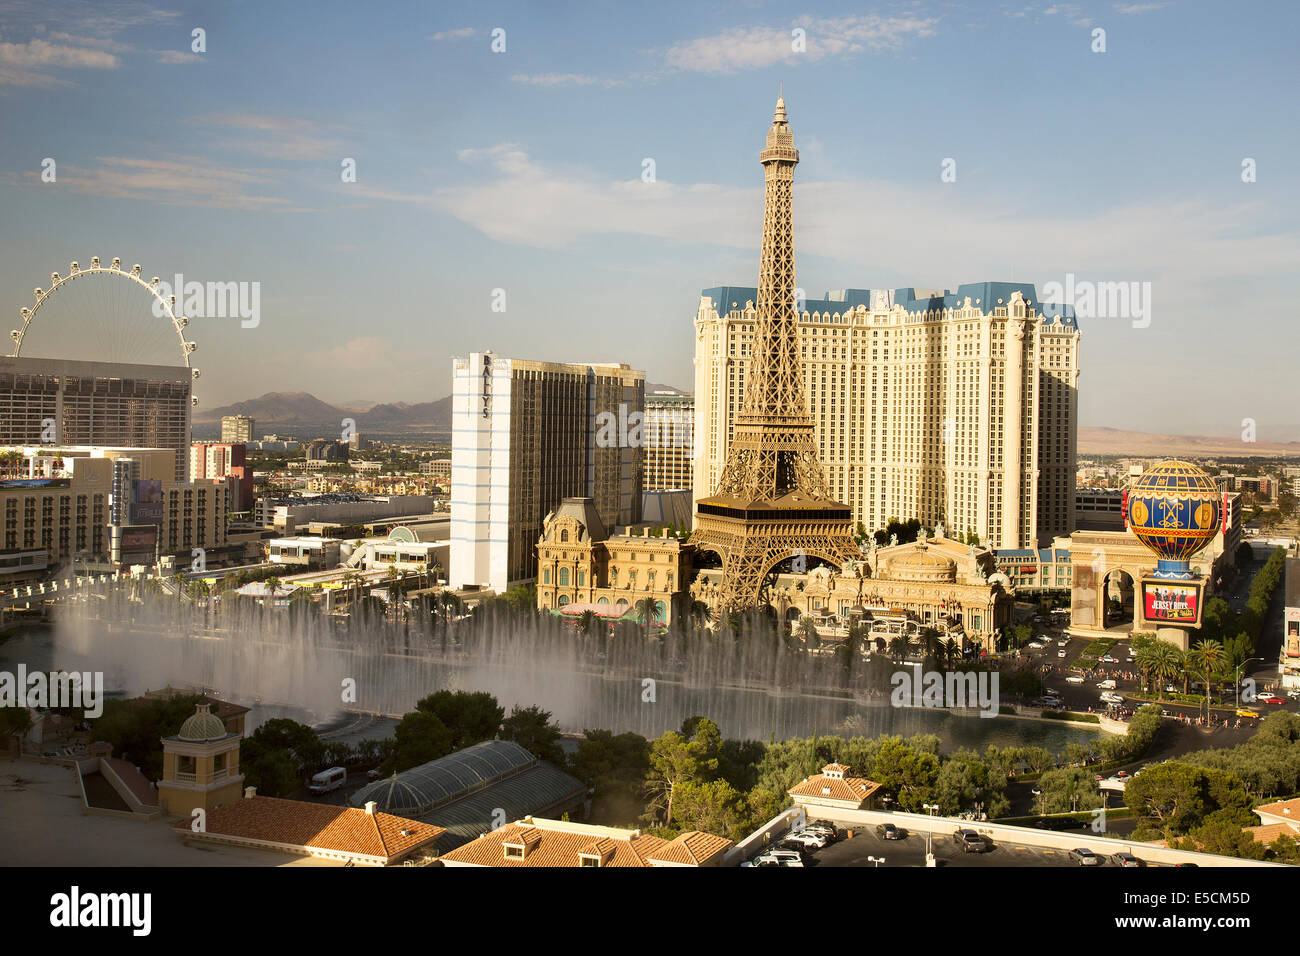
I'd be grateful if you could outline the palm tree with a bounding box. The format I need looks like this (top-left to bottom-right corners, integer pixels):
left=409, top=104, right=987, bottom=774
left=798, top=615, right=821, bottom=649
left=1188, top=639, right=1226, bottom=719
left=634, top=597, right=658, bottom=639
left=1145, top=641, right=1182, bottom=700
left=888, top=634, right=909, bottom=663
left=577, top=609, right=598, bottom=637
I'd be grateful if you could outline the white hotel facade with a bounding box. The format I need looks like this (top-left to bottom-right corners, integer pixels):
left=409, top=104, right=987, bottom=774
left=449, top=352, right=644, bottom=594
left=693, top=283, right=1080, bottom=550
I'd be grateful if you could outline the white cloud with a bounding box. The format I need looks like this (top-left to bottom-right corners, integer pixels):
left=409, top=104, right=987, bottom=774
left=155, top=50, right=204, bottom=64
left=662, top=15, right=938, bottom=73
left=511, top=72, right=620, bottom=88
left=431, top=27, right=475, bottom=41
left=198, top=113, right=340, bottom=161
left=16, top=155, right=298, bottom=210
left=1114, top=2, right=1173, bottom=13
left=0, top=36, right=118, bottom=85
left=354, top=143, right=1299, bottom=296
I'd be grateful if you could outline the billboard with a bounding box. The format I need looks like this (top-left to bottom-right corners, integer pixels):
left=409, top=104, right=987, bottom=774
left=130, top=478, right=164, bottom=524
left=1141, top=579, right=1203, bottom=626
left=117, top=524, right=157, bottom=565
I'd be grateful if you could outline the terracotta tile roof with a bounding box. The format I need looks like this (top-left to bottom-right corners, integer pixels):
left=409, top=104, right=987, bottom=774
left=174, top=796, right=442, bottom=862
left=645, top=830, right=733, bottom=866
left=788, top=771, right=882, bottom=806
left=1246, top=823, right=1300, bottom=845
left=438, top=821, right=685, bottom=867
left=822, top=763, right=851, bottom=775
left=1255, top=797, right=1300, bottom=822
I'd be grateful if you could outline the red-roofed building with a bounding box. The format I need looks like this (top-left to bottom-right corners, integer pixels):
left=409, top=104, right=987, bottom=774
left=787, top=763, right=883, bottom=812
left=437, top=816, right=732, bottom=868
left=175, top=789, right=443, bottom=866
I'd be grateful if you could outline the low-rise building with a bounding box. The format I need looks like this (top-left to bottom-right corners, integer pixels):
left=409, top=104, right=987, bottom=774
left=267, top=536, right=341, bottom=569
left=437, top=817, right=732, bottom=868
left=176, top=790, right=443, bottom=866
left=788, top=763, right=883, bottom=813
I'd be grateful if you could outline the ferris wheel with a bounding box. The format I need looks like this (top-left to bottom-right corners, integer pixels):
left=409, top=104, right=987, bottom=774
left=9, top=256, right=200, bottom=405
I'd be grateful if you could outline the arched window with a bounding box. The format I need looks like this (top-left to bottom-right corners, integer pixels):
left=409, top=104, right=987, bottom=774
left=558, top=568, right=570, bottom=586
left=557, top=594, right=569, bottom=606
left=597, top=597, right=610, bottom=605
left=560, top=529, right=570, bottom=542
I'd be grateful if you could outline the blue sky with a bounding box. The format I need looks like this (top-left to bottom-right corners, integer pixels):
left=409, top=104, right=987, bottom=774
left=1, top=0, right=1297, bottom=438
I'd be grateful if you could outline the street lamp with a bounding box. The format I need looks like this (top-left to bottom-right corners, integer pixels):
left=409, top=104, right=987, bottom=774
left=866, top=855, right=886, bottom=868
left=1236, top=657, right=1265, bottom=708
left=923, top=803, right=940, bottom=867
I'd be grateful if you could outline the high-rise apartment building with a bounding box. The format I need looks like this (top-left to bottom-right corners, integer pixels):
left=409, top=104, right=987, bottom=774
left=191, top=441, right=253, bottom=511
left=693, top=283, right=1080, bottom=549
left=643, top=392, right=693, bottom=491
left=450, top=352, right=644, bottom=593
left=0, top=356, right=193, bottom=482
left=221, top=415, right=254, bottom=443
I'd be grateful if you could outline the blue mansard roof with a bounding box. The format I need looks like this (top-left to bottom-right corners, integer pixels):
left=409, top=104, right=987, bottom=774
left=702, top=282, right=1077, bottom=328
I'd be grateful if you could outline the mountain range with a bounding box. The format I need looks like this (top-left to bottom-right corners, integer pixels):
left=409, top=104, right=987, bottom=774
left=194, top=383, right=689, bottom=436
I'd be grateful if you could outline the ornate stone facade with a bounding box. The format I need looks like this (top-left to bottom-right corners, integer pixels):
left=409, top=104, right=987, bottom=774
left=536, top=497, right=692, bottom=626
left=692, top=534, right=1014, bottom=650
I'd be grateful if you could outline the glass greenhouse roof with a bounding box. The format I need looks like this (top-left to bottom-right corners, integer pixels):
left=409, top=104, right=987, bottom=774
left=349, top=739, right=580, bottom=821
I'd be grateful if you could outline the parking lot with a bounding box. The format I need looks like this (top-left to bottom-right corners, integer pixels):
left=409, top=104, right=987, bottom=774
left=779, top=825, right=1159, bottom=868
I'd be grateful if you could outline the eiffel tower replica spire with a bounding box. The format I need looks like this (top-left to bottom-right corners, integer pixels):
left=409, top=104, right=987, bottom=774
left=691, top=95, right=859, bottom=610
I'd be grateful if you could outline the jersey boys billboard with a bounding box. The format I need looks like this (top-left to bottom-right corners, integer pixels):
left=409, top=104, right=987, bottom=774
left=1141, top=579, right=1203, bottom=626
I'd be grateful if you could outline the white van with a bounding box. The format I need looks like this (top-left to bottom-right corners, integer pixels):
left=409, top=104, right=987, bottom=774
left=309, top=766, right=347, bottom=794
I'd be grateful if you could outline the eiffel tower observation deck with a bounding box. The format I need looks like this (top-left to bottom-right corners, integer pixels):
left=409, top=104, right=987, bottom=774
left=690, top=96, right=859, bottom=611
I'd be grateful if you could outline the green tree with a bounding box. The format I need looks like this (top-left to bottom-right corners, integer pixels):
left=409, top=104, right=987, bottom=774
left=385, top=710, right=454, bottom=774
left=415, top=690, right=504, bottom=749
left=1035, top=766, right=1103, bottom=815
left=501, top=704, right=565, bottom=765
left=645, top=717, right=721, bottom=828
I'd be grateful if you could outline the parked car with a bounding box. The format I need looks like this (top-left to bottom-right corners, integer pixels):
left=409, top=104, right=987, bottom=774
left=785, top=830, right=830, bottom=849
left=876, top=823, right=905, bottom=841
left=804, top=824, right=839, bottom=843
left=952, top=829, right=989, bottom=853
left=1114, top=852, right=1143, bottom=867
left=1070, top=848, right=1102, bottom=866
left=751, top=849, right=804, bottom=867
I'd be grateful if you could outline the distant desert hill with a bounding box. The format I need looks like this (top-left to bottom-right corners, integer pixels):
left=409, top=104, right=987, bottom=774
left=197, top=392, right=451, bottom=432
left=1079, top=426, right=1300, bottom=458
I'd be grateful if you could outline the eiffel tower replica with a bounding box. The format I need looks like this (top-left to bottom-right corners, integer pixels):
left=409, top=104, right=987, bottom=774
left=691, top=95, right=859, bottom=610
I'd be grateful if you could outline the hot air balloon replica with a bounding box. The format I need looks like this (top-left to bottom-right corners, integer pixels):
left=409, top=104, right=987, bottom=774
left=1125, top=460, right=1221, bottom=642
